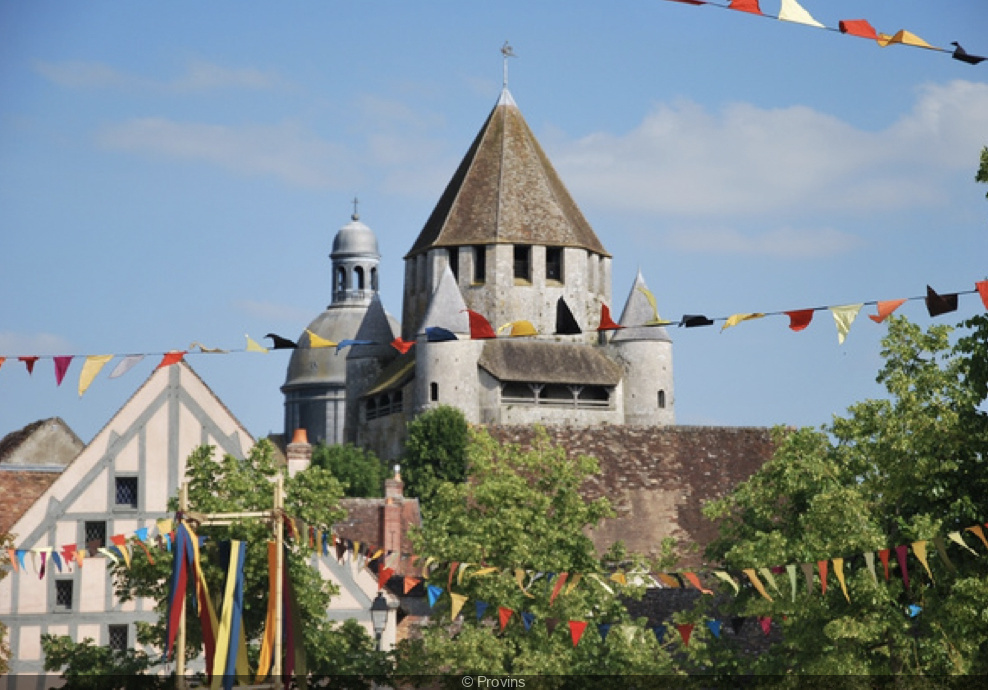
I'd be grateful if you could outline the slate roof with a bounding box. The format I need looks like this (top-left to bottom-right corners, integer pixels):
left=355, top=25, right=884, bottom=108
left=478, top=340, right=622, bottom=386
left=405, top=88, right=608, bottom=259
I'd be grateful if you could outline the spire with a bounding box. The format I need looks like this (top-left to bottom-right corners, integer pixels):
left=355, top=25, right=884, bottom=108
left=419, top=265, right=470, bottom=335
left=612, top=271, right=672, bottom=343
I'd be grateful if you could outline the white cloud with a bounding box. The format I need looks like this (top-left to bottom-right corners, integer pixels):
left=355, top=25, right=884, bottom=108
left=34, top=59, right=284, bottom=93
left=98, top=117, right=354, bottom=189
left=551, top=80, right=988, bottom=218
left=0, top=332, right=74, bottom=356
left=662, top=225, right=865, bottom=258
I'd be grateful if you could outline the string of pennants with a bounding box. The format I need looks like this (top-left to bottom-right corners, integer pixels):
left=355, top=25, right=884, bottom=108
left=2, top=279, right=987, bottom=398
left=7, top=512, right=987, bottom=650
left=661, top=0, right=986, bottom=65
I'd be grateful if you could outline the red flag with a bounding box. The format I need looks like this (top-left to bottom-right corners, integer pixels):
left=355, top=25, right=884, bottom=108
left=0, top=357, right=5, bottom=372
left=597, top=304, right=624, bottom=332
left=878, top=548, right=891, bottom=581
left=728, top=0, right=761, bottom=15
left=53, top=356, right=73, bottom=386
left=817, top=560, right=828, bottom=595
left=378, top=567, right=395, bottom=591
left=839, top=19, right=878, bottom=40
left=390, top=338, right=415, bottom=354
left=976, top=280, right=988, bottom=310
left=19, top=356, right=39, bottom=375
left=785, top=309, right=814, bottom=332
left=676, top=623, right=694, bottom=646
left=465, top=310, right=497, bottom=339
left=569, top=620, right=588, bottom=647
left=156, top=351, right=186, bottom=369
left=759, top=616, right=772, bottom=636
left=448, top=562, right=460, bottom=590
left=498, top=606, right=513, bottom=632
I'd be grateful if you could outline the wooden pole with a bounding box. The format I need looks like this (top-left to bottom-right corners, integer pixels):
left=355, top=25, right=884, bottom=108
left=176, top=481, right=188, bottom=688
left=273, top=473, right=284, bottom=690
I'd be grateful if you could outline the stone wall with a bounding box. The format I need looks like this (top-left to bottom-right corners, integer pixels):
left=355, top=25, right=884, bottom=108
left=482, top=425, right=775, bottom=566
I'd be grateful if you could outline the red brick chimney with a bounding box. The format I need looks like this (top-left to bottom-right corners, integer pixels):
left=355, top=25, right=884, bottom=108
left=382, top=464, right=403, bottom=554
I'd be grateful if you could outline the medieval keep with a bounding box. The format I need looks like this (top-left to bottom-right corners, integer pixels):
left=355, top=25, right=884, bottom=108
left=283, top=87, right=674, bottom=460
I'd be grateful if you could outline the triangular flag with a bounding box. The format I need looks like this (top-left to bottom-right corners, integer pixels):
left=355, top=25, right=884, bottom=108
left=839, top=19, right=878, bottom=40
left=78, top=354, right=113, bottom=397
left=390, top=338, right=414, bottom=354
left=109, top=354, right=144, bottom=378
left=706, top=620, right=722, bottom=639
left=426, top=584, right=443, bottom=608
left=712, top=570, right=740, bottom=595
left=522, top=612, right=535, bottom=632
left=721, top=313, right=764, bottom=331
left=832, top=558, right=850, bottom=603
left=965, top=525, right=988, bottom=551
left=908, top=604, right=922, bottom=618
left=597, top=623, right=611, bottom=641
left=785, top=309, right=814, bottom=332
left=447, top=562, right=460, bottom=590
left=264, top=333, right=298, bottom=349
left=869, top=299, right=908, bottom=323
left=877, top=29, right=936, bottom=49
left=830, top=304, right=863, bottom=344
left=449, top=592, right=468, bottom=620
left=475, top=600, right=489, bottom=621
left=817, top=560, right=829, bottom=595
left=569, top=620, right=588, bottom=647
left=676, top=623, right=694, bottom=646
left=912, top=541, right=935, bottom=583
left=19, top=356, right=39, bottom=375
left=110, top=535, right=132, bottom=568
left=425, top=327, right=458, bottom=342
left=156, top=351, right=186, bottom=369
left=759, top=617, right=772, bottom=636
left=786, top=564, right=798, bottom=601
left=378, top=567, right=395, bottom=590
left=864, top=552, right=878, bottom=583
left=306, top=329, right=336, bottom=348
left=245, top=335, right=269, bottom=353
left=742, top=569, right=773, bottom=601
left=925, top=286, right=958, bottom=317
left=0, top=357, right=5, bottom=372
left=680, top=314, right=714, bottom=328
left=550, top=572, right=569, bottom=605
left=609, top=571, right=627, bottom=586
left=731, top=617, right=745, bottom=635
left=498, top=606, right=513, bottom=632
left=465, top=310, right=497, bottom=339
left=683, top=571, right=713, bottom=595
left=402, top=577, right=420, bottom=595
left=758, top=567, right=781, bottom=596
left=949, top=531, right=979, bottom=555
left=778, top=0, right=823, bottom=27
left=933, top=536, right=957, bottom=573
left=596, top=304, right=623, bottom=331
left=652, top=625, right=667, bottom=643
left=728, top=0, right=761, bottom=15
left=879, top=548, right=892, bottom=580
left=895, top=544, right=910, bottom=590
left=800, top=563, right=814, bottom=593
left=554, top=298, right=582, bottom=335
left=952, top=43, right=987, bottom=65
left=53, top=356, right=73, bottom=386
left=976, top=280, right=988, bottom=309
left=546, top=618, right=559, bottom=636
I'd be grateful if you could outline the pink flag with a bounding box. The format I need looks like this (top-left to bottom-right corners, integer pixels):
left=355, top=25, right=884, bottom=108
left=53, top=356, right=73, bottom=386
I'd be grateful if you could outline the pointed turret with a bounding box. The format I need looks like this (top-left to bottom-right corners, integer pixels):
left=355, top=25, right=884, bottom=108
left=418, top=265, right=470, bottom=336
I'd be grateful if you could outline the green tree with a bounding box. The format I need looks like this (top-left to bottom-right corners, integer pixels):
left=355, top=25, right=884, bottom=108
left=392, top=427, right=681, bottom=681
left=977, top=145, right=988, bottom=198
left=310, top=442, right=384, bottom=497
left=401, top=405, right=469, bottom=505
left=43, top=439, right=389, bottom=685
left=699, top=315, right=988, bottom=676
left=40, top=635, right=161, bottom=689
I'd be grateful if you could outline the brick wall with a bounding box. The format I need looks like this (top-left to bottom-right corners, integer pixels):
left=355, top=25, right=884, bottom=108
left=482, top=425, right=775, bottom=567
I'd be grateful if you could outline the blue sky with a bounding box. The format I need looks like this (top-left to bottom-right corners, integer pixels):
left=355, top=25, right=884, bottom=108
left=1, top=1, right=986, bottom=444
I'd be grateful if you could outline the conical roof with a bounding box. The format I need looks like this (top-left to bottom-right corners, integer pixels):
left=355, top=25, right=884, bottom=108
left=418, top=265, right=470, bottom=335
left=405, top=89, right=608, bottom=259
left=612, top=271, right=672, bottom=343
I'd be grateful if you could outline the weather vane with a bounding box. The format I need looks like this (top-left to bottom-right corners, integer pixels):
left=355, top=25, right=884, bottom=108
left=501, top=41, right=516, bottom=88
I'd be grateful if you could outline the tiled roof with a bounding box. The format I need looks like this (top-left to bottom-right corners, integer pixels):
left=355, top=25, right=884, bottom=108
left=0, top=468, right=62, bottom=537
left=405, top=88, right=608, bottom=259
left=478, top=340, right=623, bottom=386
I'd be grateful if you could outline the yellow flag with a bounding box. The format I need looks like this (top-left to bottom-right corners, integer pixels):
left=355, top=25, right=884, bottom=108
left=830, top=304, right=863, bottom=344
left=469, top=566, right=498, bottom=579
left=712, top=570, right=740, bottom=595
left=721, top=313, right=764, bottom=331
left=610, top=571, right=627, bottom=586
left=636, top=285, right=672, bottom=326
left=306, top=329, right=337, bottom=348
left=742, top=568, right=773, bottom=602
left=498, top=320, right=537, bottom=337
left=78, top=354, right=113, bottom=397
left=832, top=558, right=850, bottom=603
left=514, top=569, right=535, bottom=598
left=911, top=541, right=935, bottom=583
left=948, top=531, right=979, bottom=556
left=245, top=334, right=269, bottom=353
left=565, top=572, right=583, bottom=595
left=449, top=592, right=468, bottom=620
left=456, top=562, right=471, bottom=586
left=877, top=30, right=936, bottom=49
left=758, top=567, right=781, bottom=595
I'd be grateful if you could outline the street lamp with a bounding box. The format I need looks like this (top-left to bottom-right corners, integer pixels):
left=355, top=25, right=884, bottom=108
left=370, top=591, right=389, bottom=650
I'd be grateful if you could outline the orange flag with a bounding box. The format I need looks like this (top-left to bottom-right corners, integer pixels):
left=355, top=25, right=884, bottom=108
left=966, top=525, right=988, bottom=551
left=156, top=351, right=186, bottom=369
left=390, top=338, right=414, bottom=354
left=403, top=577, right=421, bottom=594
left=742, top=568, right=773, bottom=602
left=550, top=572, right=569, bottom=605
left=683, top=571, right=713, bottom=595
left=869, top=299, right=907, bottom=323
left=817, top=560, right=828, bottom=595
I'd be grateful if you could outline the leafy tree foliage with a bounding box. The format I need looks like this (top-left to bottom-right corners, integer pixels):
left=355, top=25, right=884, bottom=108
left=41, top=635, right=161, bottom=689
left=401, top=405, right=469, bottom=505
left=393, top=428, right=681, bottom=680
left=43, top=439, right=388, bottom=684
left=699, top=315, right=988, bottom=675
left=310, top=442, right=384, bottom=497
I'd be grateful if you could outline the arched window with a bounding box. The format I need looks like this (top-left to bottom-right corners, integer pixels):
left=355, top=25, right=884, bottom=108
left=336, top=266, right=347, bottom=293
left=371, top=267, right=378, bottom=291
left=355, top=266, right=365, bottom=290
left=658, top=390, right=666, bottom=409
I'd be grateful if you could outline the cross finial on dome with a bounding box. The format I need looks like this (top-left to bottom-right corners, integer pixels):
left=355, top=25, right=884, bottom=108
left=351, top=196, right=360, bottom=221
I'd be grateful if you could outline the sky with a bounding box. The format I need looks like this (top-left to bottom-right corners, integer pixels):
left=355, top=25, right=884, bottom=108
left=1, top=1, right=986, bottom=446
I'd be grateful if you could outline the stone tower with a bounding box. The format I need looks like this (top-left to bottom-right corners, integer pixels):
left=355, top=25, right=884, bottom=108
left=282, top=211, right=397, bottom=445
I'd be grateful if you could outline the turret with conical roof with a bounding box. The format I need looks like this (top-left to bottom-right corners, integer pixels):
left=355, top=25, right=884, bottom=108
left=401, top=88, right=611, bottom=341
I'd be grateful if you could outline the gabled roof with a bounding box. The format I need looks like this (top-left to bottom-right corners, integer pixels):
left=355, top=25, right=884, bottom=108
left=405, top=89, right=609, bottom=259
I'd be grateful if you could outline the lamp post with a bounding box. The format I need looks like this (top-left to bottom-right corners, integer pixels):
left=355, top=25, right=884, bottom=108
left=370, top=591, right=389, bottom=651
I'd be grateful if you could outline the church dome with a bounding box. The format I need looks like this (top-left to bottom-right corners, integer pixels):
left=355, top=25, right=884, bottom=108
left=332, top=215, right=380, bottom=259
left=282, top=305, right=372, bottom=390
